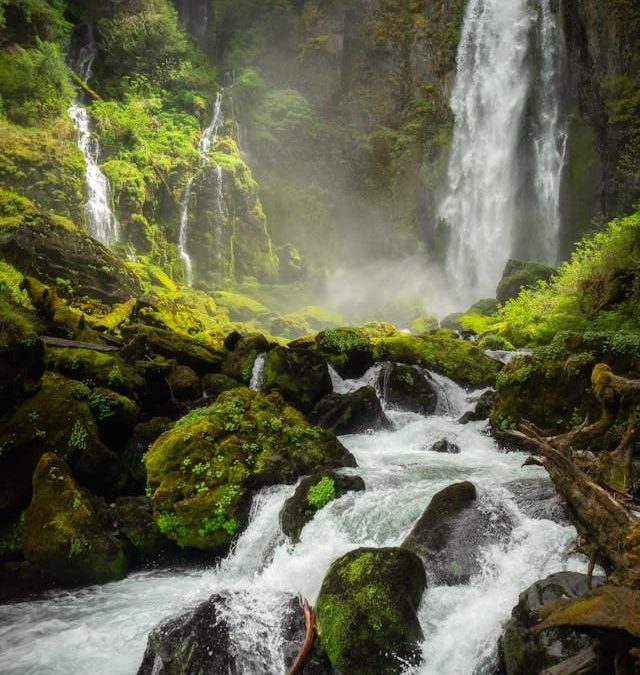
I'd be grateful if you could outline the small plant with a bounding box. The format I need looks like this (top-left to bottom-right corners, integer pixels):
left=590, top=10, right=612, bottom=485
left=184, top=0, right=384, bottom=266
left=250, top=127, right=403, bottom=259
left=68, top=537, right=85, bottom=557
left=68, top=421, right=88, bottom=452
left=307, top=476, right=336, bottom=511
left=107, top=367, right=123, bottom=388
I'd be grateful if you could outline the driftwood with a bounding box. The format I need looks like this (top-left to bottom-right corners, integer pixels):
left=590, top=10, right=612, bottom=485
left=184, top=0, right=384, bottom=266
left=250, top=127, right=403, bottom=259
left=286, top=597, right=315, bottom=675
left=40, top=336, right=120, bottom=352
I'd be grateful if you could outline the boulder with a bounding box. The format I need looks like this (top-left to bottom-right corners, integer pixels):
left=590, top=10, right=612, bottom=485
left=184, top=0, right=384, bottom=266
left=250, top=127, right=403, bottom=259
left=114, top=496, right=165, bottom=559
left=496, top=259, right=554, bottom=304
left=316, top=547, right=426, bottom=675
left=167, top=365, right=201, bottom=401
left=458, top=389, right=496, bottom=424
left=315, top=328, right=375, bottom=379
left=221, top=334, right=269, bottom=384
left=120, top=417, right=173, bottom=494
left=144, top=388, right=355, bottom=551
left=499, top=572, right=603, bottom=675
left=23, top=453, right=126, bottom=586
left=402, top=481, right=512, bottom=585
left=262, top=344, right=332, bottom=414
left=309, top=386, right=391, bottom=435
left=428, top=438, right=461, bottom=454
left=88, top=387, right=140, bottom=451
left=201, top=373, right=241, bottom=399
left=411, top=315, right=439, bottom=334
left=377, top=363, right=438, bottom=414
left=280, top=471, right=365, bottom=543
left=505, top=479, right=569, bottom=525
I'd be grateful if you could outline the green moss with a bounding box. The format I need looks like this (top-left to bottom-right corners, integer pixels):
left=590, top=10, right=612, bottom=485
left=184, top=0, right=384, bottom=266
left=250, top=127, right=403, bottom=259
left=307, top=476, right=336, bottom=510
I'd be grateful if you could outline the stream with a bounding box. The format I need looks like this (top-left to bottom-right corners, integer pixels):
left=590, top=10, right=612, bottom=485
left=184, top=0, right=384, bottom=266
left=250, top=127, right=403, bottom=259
left=0, top=369, right=586, bottom=674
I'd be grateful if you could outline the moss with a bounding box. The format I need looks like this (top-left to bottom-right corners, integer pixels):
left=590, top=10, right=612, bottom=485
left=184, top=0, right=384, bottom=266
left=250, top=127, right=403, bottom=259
left=23, top=453, right=126, bottom=586
left=316, top=328, right=375, bottom=379
left=477, top=334, right=515, bottom=351
left=373, top=334, right=500, bottom=386
left=411, top=315, right=439, bottom=334
left=496, top=259, right=555, bottom=304
left=144, top=387, right=354, bottom=551
left=213, top=290, right=270, bottom=322
left=306, top=476, right=336, bottom=510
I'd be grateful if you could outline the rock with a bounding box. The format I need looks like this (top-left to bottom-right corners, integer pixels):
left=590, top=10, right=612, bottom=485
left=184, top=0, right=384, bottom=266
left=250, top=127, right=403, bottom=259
left=114, top=496, right=165, bottom=559
left=316, top=547, right=426, bottom=675
left=280, top=471, right=365, bottom=543
left=88, top=387, right=140, bottom=451
left=0, top=217, right=141, bottom=303
left=23, top=453, right=126, bottom=586
left=144, top=388, right=355, bottom=551
left=120, top=417, right=173, bottom=494
left=262, top=344, right=332, bottom=414
left=402, top=481, right=512, bottom=585
left=378, top=363, right=438, bottom=414
left=505, top=479, right=569, bottom=525
left=373, top=334, right=500, bottom=387
left=309, top=386, right=391, bottom=434
left=315, top=327, right=375, bottom=379
left=496, top=259, right=554, bottom=304
left=459, top=389, right=496, bottom=423
left=440, top=312, right=464, bottom=332
left=167, top=365, right=201, bottom=401
left=428, top=438, right=461, bottom=454
left=477, top=334, right=515, bottom=351
left=499, top=572, right=604, bottom=675
left=221, top=333, right=269, bottom=384
left=467, top=298, right=500, bottom=316
left=201, top=373, right=241, bottom=399
left=411, top=315, right=439, bottom=334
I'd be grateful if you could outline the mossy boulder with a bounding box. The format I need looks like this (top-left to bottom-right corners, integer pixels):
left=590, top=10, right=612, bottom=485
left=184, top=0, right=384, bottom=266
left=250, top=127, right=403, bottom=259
left=316, top=547, right=426, bottom=674
left=221, top=333, right=269, bottom=384
left=377, top=363, right=438, bottom=414
left=477, top=333, right=515, bottom=351
left=262, top=345, right=332, bottom=414
left=411, top=315, right=439, bottom=334
left=23, top=453, right=126, bottom=587
left=309, top=386, right=391, bottom=435
left=88, top=387, right=140, bottom=451
left=120, top=417, right=173, bottom=494
left=373, top=335, right=500, bottom=386
left=496, top=259, right=554, bottom=304
left=213, top=291, right=270, bottom=322
left=0, top=373, right=120, bottom=518
left=440, top=312, right=464, bottom=332
left=114, top=496, right=165, bottom=559
left=280, top=471, right=365, bottom=543
left=201, top=373, right=241, bottom=400
left=402, top=481, right=511, bottom=584
left=167, top=365, right=201, bottom=402
left=144, top=388, right=355, bottom=551
left=316, top=328, right=375, bottom=379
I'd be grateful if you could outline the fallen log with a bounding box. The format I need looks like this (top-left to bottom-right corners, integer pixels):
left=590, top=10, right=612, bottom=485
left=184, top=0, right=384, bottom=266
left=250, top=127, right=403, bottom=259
left=40, top=336, right=120, bottom=352
left=286, top=597, right=315, bottom=675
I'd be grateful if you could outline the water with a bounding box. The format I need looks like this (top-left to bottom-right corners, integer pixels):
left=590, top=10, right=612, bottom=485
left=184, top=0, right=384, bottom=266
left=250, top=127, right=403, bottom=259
left=0, top=370, right=585, bottom=674
left=249, top=353, right=267, bottom=391
left=68, top=35, right=119, bottom=249
left=178, top=91, right=225, bottom=286
left=439, top=0, right=566, bottom=307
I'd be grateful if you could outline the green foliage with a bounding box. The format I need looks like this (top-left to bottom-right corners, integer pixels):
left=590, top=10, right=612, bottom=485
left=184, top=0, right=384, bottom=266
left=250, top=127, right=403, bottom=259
left=67, top=420, right=88, bottom=452
left=0, top=0, right=71, bottom=46
left=307, top=476, right=336, bottom=511
left=0, top=39, right=73, bottom=125
left=317, top=328, right=370, bottom=354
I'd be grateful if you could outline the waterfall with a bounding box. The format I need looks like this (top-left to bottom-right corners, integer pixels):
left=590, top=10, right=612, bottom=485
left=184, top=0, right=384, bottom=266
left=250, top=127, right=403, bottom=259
left=68, top=33, right=119, bottom=248
left=439, top=0, right=566, bottom=307
left=178, top=90, right=225, bottom=286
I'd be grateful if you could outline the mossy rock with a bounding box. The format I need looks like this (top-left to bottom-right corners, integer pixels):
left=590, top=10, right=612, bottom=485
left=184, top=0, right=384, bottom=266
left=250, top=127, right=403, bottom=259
left=0, top=373, right=119, bottom=518
left=316, top=547, right=426, bottom=674
left=0, top=515, right=24, bottom=563
left=262, top=345, right=332, bottom=413
left=467, top=298, right=500, bottom=316
left=221, top=333, right=269, bottom=384
left=373, top=334, right=500, bottom=386
left=88, top=387, right=140, bottom=451
left=309, top=386, right=391, bottom=435
left=377, top=363, right=438, bottom=414
left=114, top=496, right=165, bottom=559
left=202, top=373, right=241, bottom=400
left=213, top=291, right=270, bottom=322
left=440, top=312, right=464, bottom=331
left=496, top=259, right=554, bottom=304
left=144, top=388, right=355, bottom=551
left=280, top=471, right=365, bottom=543
left=23, top=453, right=126, bottom=587
left=316, top=328, right=375, bottom=379
left=477, top=333, right=515, bottom=351
left=411, top=315, right=439, bottom=334
left=167, top=365, right=201, bottom=402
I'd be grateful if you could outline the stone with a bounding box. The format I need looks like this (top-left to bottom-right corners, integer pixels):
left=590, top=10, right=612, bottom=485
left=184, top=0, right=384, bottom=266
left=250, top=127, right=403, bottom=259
left=496, top=259, right=554, bottom=304
left=428, top=438, right=461, bottom=454
left=377, top=363, right=438, bottom=415
left=315, top=328, right=375, bottom=379
left=167, top=365, right=201, bottom=401
left=309, top=386, right=391, bottom=435
left=459, top=389, right=496, bottom=424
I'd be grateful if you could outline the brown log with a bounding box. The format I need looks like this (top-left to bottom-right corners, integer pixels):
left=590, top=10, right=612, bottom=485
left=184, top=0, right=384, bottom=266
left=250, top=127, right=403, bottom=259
left=286, top=597, right=316, bottom=675
left=40, top=336, right=120, bottom=352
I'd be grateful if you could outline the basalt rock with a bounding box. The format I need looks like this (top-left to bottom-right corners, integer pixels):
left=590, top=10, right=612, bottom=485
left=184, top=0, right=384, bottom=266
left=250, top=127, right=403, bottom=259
left=309, top=386, right=391, bottom=435
left=377, top=363, right=438, bottom=415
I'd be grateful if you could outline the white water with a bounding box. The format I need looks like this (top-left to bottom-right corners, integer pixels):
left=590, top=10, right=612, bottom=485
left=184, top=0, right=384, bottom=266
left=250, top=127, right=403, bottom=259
left=68, top=39, right=119, bottom=248
left=439, top=0, right=566, bottom=307
left=249, top=353, right=267, bottom=391
left=178, top=91, right=224, bottom=286
left=0, top=371, right=585, bottom=674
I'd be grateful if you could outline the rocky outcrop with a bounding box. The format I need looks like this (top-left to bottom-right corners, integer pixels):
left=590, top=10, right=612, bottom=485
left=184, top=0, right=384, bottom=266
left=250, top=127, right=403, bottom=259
left=309, top=386, right=390, bottom=435
left=377, top=363, right=438, bottom=414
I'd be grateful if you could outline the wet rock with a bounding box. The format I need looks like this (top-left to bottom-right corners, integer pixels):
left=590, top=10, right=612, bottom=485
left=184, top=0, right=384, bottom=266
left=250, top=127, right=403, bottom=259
left=201, top=373, right=241, bottom=399
left=114, top=496, right=165, bottom=559
left=505, top=479, right=569, bottom=525
left=459, top=389, right=496, bottom=423
left=88, top=387, right=140, bottom=451
left=280, top=471, right=365, bottom=543
left=402, top=481, right=512, bottom=585
left=498, top=572, right=603, bottom=675
left=263, top=345, right=332, bottom=414
left=309, top=386, right=391, bottom=435
left=496, top=259, right=554, bottom=304
left=377, top=363, right=438, bottom=415
left=221, top=333, right=269, bottom=384
left=315, top=327, right=375, bottom=379
left=120, top=417, right=173, bottom=494
left=316, top=547, right=426, bottom=675
left=428, top=438, right=461, bottom=454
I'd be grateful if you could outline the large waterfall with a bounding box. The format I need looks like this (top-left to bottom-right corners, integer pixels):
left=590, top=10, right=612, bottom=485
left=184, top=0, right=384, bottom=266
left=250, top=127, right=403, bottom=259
left=178, top=90, right=224, bottom=286
left=439, top=0, right=566, bottom=307
left=68, top=34, right=119, bottom=249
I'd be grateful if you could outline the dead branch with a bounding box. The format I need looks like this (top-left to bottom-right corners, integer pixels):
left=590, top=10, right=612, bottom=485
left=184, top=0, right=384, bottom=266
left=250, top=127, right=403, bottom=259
left=286, top=597, right=315, bottom=675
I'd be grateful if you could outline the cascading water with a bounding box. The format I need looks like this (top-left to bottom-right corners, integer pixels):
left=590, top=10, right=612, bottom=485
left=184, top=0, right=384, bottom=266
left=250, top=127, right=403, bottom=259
left=0, top=367, right=587, bottom=675
left=178, top=91, right=225, bottom=286
left=439, top=0, right=566, bottom=307
left=68, top=34, right=119, bottom=248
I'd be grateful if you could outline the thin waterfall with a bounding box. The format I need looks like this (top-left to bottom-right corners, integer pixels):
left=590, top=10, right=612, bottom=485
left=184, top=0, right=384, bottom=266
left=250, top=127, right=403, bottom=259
left=178, top=90, right=224, bottom=286
left=68, top=31, right=119, bottom=248
left=439, top=0, right=566, bottom=307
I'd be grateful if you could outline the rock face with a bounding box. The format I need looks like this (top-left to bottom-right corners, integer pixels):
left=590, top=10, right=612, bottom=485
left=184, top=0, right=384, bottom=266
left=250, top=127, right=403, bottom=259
left=402, top=481, right=511, bottom=585
left=377, top=363, right=438, bottom=415
left=280, top=471, right=365, bottom=543
left=23, top=453, right=126, bottom=586
left=316, top=547, right=426, bottom=675
left=144, top=388, right=355, bottom=551
left=499, top=572, right=603, bottom=675
left=495, top=259, right=555, bottom=304
left=309, top=386, right=391, bottom=435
